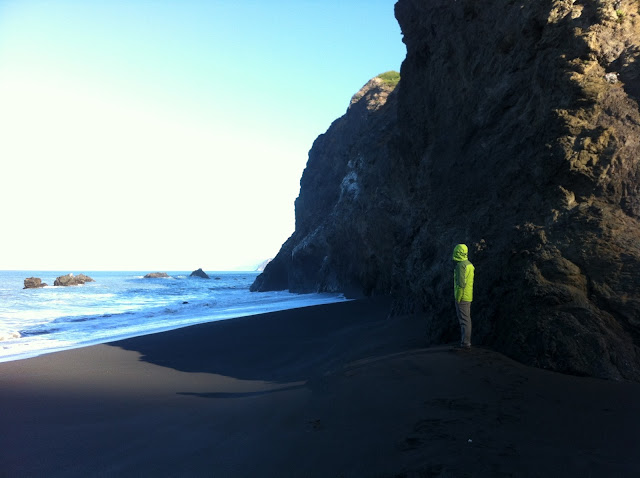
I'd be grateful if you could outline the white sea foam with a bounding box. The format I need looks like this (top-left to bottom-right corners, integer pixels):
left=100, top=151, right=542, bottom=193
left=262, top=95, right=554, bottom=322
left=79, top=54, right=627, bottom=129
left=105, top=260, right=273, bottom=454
left=0, top=330, right=21, bottom=341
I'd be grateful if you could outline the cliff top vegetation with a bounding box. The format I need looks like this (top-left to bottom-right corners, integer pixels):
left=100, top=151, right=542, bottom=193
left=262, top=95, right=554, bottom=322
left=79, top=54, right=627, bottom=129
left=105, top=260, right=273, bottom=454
left=376, top=70, right=400, bottom=87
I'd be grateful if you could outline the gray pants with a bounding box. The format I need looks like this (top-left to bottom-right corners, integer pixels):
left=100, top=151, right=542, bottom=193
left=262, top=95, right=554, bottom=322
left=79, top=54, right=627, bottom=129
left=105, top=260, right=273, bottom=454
left=455, top=301, right=472, bottom=347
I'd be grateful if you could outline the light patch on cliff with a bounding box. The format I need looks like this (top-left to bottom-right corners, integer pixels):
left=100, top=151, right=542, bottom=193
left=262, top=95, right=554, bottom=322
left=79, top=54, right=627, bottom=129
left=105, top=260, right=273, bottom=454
left=340, top=170, right=361, bottom=201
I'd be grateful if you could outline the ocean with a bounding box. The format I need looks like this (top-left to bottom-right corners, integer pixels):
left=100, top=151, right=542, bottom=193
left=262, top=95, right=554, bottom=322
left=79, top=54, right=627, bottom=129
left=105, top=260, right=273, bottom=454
left=0, top=270, right=346, bottom=362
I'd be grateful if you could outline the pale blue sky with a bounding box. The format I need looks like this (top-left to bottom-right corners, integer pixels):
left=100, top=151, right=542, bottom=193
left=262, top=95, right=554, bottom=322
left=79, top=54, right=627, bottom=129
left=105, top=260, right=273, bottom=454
left=0, top=0, right=405, bottom=271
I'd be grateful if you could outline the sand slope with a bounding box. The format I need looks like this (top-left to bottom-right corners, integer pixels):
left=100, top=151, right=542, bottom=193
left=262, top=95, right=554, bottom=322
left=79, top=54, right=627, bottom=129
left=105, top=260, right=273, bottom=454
left=1, top=299, right=639, bottom=477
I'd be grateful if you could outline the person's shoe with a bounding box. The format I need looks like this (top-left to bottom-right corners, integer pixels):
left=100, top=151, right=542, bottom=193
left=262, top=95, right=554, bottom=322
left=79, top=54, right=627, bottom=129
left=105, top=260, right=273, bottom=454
left=451, top=344, right=471, bottom=351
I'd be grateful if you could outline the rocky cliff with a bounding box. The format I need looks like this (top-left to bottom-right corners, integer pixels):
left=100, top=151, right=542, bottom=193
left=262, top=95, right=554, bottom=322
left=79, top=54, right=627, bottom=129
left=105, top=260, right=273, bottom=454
left=251, top=72, right=402, bottom=296
left=252, top=0, right=640, bottom=381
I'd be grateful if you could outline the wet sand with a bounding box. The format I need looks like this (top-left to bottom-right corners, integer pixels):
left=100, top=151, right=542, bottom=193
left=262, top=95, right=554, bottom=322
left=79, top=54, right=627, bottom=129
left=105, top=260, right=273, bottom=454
left=2, top=298, right=640, bottom=477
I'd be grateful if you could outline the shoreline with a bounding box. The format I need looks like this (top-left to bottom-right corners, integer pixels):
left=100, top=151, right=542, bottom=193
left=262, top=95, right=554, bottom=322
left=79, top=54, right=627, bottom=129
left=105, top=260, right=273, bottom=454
left=0, top=297, right=350, bottom=365
left=0, top=271, right=347, bottom=364
left=2, top=298, right=640, bottom=477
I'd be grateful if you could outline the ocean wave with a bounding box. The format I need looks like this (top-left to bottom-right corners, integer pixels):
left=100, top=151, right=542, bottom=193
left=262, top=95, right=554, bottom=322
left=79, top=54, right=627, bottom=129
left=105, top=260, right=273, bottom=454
left=20, top=327, right=59, bottom=337
left=134, top=275, right=177, bottom=280
left=0, top=270, right=343, bottom=362
left=18, top=299, right=220, bottom=338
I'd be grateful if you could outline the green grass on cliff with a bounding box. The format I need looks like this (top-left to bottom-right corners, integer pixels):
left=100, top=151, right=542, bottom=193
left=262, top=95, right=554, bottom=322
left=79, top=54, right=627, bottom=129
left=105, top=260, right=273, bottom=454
left=377, top=70, right=400, bottom=87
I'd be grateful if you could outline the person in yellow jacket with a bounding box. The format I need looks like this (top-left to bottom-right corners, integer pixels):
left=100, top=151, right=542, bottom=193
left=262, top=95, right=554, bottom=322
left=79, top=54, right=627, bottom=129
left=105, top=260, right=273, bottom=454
left=453, top=244, right=475, bottom=348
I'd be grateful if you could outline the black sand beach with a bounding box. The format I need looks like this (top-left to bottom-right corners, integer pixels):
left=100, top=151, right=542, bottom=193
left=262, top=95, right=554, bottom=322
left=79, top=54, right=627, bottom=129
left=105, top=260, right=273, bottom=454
left=2, top=298, right=640, bottom=477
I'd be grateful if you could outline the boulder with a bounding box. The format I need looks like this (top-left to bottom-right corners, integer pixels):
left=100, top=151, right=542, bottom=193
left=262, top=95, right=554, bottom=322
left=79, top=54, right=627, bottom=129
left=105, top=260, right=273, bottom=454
left=190, top=268, right=210, bottom=279
left=53, top=273, right=95, bottom=287
left=23, top=277, right=47, bottom=289
left=144, top=272, right=169, bottom=279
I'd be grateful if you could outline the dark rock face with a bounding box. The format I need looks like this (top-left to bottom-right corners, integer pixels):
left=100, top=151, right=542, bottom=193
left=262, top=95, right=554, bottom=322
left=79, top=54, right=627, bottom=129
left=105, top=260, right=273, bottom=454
left=144, top=272, right=169, bottom=279
left=252, top=1, right=640, bottom=381
left=190, top=268, right=210, bottom=279
left=53, top=274, right=95, bottom=287
left=23, top=277, right=47, bottom=289
left=251, top=75, right=401, bottom=296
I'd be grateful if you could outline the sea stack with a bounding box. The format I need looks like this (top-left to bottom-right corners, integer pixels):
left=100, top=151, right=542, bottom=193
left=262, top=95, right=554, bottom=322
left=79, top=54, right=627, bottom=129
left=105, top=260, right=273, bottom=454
left=23, top=277, right=47, bottom=289
left=53, top=273, right=95, bottom=287
left=190, top=268, right=210, bottom=279
left=144, top=272, right=170, bottom=279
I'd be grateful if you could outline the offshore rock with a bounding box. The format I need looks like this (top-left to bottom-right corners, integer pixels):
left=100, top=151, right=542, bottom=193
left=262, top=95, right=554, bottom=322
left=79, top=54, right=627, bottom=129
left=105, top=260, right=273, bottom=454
left=23, top=277, right=47, bottom=289
left=253, top=0, right=640, bottom=381
left=144, top=272, right=169, bottom=279
left=190, top=268, right=210, bottom=279
left=53, top=273, right=95, bottom=287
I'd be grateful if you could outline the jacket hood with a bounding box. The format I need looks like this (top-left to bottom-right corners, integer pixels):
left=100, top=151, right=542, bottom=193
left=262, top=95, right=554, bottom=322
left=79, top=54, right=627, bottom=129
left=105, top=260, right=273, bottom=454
left=453, top=244, right=468, bottom=262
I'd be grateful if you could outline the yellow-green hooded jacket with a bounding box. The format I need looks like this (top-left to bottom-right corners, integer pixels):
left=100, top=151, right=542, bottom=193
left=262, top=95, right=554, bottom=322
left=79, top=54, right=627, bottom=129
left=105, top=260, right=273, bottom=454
left=453, top=244, right=474, bottom=302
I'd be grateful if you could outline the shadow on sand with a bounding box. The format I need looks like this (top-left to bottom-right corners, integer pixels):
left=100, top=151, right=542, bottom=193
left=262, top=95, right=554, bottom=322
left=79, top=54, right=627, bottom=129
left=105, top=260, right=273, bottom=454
left=108, top=297, right=426, bottom=384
